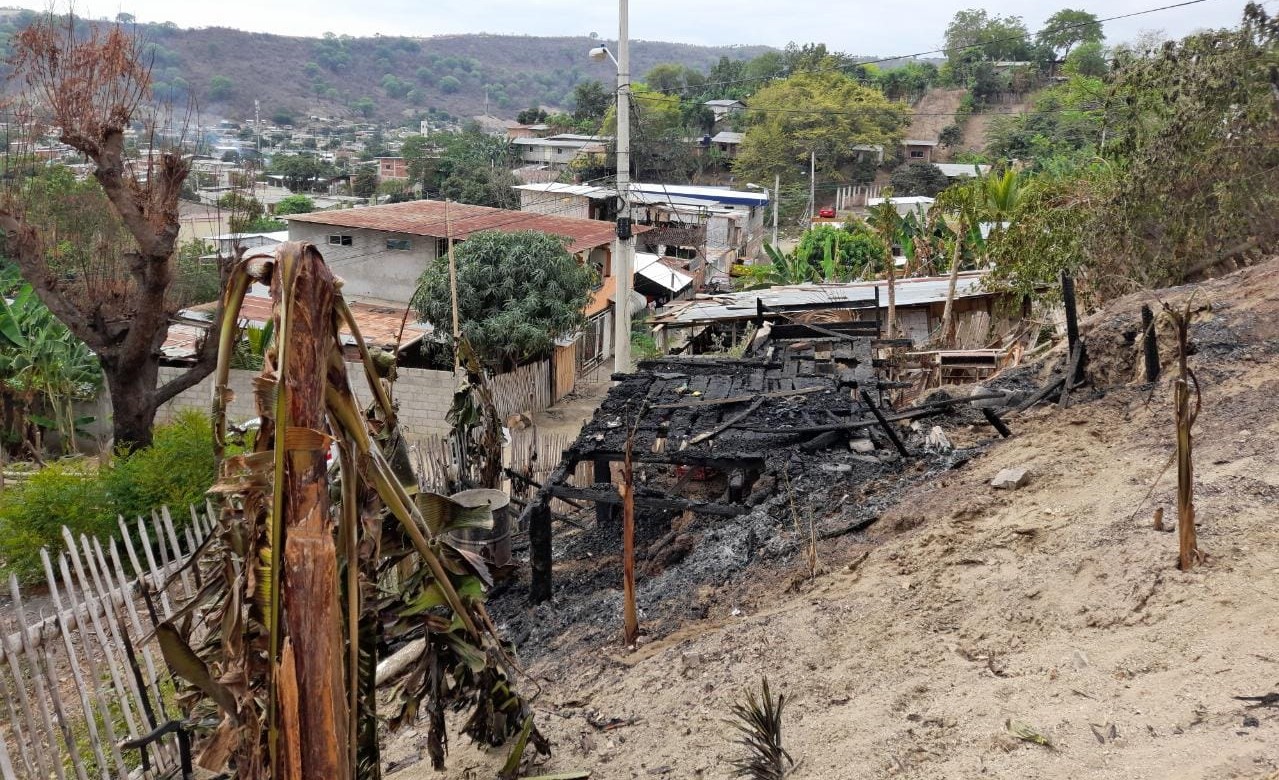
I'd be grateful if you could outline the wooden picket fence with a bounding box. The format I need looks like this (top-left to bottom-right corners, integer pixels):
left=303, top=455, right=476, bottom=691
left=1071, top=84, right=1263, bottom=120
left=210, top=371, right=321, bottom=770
left=0, top=503, right=213, bottom=780
left=488, top=359, right=553, bottom=419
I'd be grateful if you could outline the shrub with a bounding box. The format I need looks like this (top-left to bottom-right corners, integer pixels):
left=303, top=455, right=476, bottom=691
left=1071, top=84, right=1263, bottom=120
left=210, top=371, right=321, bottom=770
left=105, top=410, right=218, bottom=521
left=0, top=410, right=219, bottom=581
left=0, top=459, right=114, bottom=580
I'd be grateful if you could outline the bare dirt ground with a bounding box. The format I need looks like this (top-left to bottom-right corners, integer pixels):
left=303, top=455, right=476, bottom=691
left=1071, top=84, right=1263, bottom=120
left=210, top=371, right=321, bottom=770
left=958, top=96, right=1031, bottom=158
left=390, top=259, right=1279, bottom=779
left=907, top=87, right=967, bottom=151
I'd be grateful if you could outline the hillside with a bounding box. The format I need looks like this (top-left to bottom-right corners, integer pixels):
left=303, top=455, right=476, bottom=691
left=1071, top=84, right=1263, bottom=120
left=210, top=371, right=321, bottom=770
left=390, top=259, right=1279, bottom=779
left=0, top=9, right=772, bottom=124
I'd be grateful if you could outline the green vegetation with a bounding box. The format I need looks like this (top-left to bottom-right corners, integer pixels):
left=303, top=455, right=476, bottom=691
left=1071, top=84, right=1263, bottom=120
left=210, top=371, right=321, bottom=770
left=890, top=162, right=951, bottom=197
left=412, top=231, right=595, bottom=369
left=733, top=71, right=909, bottom=186
left=273, top=194, right=316, bottom=215
left=0, top=410, right=220, bottom=581
left=988, top=4, right=1278, bottom=301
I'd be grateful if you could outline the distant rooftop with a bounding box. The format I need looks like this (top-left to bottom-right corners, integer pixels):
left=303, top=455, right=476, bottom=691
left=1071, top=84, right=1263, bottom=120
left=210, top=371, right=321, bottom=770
left=284, top=199, right=638, bottom=253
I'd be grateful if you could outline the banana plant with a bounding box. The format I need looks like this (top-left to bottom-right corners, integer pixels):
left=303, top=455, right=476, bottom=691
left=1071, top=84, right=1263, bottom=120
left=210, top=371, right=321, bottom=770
left=158, top=242, right=544, bottom=779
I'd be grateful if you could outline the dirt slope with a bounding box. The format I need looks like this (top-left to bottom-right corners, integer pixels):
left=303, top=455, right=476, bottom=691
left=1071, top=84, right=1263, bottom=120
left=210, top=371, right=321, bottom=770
left=906, top=87, right=968, bottom=150
left=391, top=259, right=1279, bottom=779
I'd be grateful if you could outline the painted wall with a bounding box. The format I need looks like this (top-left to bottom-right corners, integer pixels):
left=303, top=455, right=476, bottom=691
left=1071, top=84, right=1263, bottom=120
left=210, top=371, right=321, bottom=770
left=287, top=223, right=436, bottom=304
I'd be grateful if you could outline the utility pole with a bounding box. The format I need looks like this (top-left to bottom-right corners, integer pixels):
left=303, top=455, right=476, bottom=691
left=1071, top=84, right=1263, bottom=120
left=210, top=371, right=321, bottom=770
left=808, top=151, right=816, bottom=221
left=612, top=0, right=633, bottom=376
left=772, top=172, right=779, bottom=247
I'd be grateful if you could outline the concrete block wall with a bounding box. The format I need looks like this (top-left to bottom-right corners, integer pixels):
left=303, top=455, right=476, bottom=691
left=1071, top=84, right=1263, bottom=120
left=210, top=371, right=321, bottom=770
left=155, top=364, right=455, bottom=439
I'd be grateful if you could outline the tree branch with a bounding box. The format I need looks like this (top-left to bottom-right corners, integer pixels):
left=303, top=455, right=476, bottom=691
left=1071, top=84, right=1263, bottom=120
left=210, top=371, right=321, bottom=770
left=0, top=209, right=111, bottom=351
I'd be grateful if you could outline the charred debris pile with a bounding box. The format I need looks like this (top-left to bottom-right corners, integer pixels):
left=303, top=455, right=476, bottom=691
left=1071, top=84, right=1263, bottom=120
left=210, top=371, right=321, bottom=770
left=495, top=321, right=1031, bottom=655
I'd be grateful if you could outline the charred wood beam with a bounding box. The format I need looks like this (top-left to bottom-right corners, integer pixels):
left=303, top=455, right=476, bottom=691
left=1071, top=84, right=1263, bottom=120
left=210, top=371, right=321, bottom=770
left=982, top=408, right=1012, bottom=438
left=575, top=451, right=766, bottom=470
left=545, top=484, right=748, bottom=517
left=1141, top=304, right=1160, bottom=383
left=520, top=454, right=579, bottom=604
left=652, top=385, right=826, bottom=410
left=688, top=397, right=765, bottom=445
left=860, top=390, right=909, bottom=458
left=503, top=468, right=586, bottom=510
left=1014, top=375, right=1066, bottom=414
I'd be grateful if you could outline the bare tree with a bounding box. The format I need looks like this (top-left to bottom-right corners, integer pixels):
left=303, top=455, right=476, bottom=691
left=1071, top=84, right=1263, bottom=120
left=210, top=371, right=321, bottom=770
left=0, top=14, right=226, bottom=450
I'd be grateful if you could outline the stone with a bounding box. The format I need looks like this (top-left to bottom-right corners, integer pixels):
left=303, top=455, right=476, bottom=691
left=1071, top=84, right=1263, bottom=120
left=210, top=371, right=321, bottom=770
left=991, top=466, right=1032, bottom=490
left=821, top=463, right=853, bottom=474
left=849, top=437, right=876, bottom=453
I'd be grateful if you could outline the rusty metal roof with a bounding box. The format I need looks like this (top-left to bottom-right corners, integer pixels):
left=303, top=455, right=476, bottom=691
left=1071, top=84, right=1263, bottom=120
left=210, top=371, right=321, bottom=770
left=169, top=289, right=430, bottom=359
left=285, top=199, right=637, bottom=254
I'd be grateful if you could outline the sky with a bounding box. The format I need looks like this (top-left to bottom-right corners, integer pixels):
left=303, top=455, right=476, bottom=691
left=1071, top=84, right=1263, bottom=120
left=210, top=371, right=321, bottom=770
left=7, top=0, right=1250, bottom=51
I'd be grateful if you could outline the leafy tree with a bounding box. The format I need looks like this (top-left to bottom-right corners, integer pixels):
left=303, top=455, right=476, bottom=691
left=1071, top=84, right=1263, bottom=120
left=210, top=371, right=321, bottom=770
left=272, top=108, right=294, bottom=126
left=273, top=194, right=315, bottom=215
left=270, top=154, right=335, bottom=192
left=381, top=74, right=410, bottom=99
left=890, top=162, right=951, bottom=197
left=411, top=231, right=595, bottom=369
left=217, top=191, right=266, bottom=232
left=1038, top=8, right=1104, bottom=58
left=1063, top=41, right=1108, bottom=77
left=517, top=106, right=549, bottom=124
left=781, top=42, right=856, bottom=75
left=439, top=75, right=461, bottom=94
left=353, top=96, right=375, bottom=117
left=939, top=124, right=964, bottom=147
left=0, top=20, right=231, bottom=450
left=943, top=9, right=1035, bottom=82
left=353, top=168, right=379, bottom=198
left=572, top=80, right=611, bottom=122
left=208, top=74, right=233, bottom=101
left=734, top=71, right=909, bottom=185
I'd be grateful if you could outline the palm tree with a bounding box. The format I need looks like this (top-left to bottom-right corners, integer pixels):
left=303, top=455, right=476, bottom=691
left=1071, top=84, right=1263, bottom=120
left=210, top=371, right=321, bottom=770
left=866, top=196, right=905, bottom=338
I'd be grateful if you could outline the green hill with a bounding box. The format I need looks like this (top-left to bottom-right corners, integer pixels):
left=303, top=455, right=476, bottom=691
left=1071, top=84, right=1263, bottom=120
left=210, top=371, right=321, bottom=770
left=0, top=9, right=773, bottom=125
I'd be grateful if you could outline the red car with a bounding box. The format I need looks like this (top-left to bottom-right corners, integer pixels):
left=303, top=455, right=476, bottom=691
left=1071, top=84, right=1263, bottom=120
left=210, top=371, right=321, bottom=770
left=818, top=207, right=836, bottom=218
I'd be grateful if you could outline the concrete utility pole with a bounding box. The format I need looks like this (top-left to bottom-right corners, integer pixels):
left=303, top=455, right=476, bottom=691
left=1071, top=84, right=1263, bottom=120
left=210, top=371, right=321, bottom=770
left=772, top=173, right=780, bottom=247
left=809, top=151, right=816, bottom=220
left=612, top=0, right=633, bottom=375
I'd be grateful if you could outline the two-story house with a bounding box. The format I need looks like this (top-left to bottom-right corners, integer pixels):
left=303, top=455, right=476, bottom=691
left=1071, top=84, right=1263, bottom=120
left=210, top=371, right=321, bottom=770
left=284, top=199, right=638, bottom=369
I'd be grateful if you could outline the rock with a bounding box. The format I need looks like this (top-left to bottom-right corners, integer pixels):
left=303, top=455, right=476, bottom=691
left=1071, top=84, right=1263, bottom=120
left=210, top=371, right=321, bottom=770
left=821, top=463, right=853, bottom=474
left=850, top=455, right=882, bottom=465
left=1072, top=649, right=1090, bottom=669
left=849, top=437, right=876, bottom=453
left=1243, top=715, right=1260, bottom=728
left=991, top=467, right=1032, bottom=490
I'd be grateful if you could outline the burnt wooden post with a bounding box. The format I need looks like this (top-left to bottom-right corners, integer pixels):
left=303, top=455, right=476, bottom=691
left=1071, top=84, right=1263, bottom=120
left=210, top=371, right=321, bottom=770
left=594, top=457, right=613, bottom=525
left=1141, top=304, right=1160, bottom=383
left=1061, top=272, right=1085, bottom=382
left=860, top=390, right=909, bottom=458
left=529, top=501, right=553, bottom=604
left=981, top=407, right=1012, bottom=438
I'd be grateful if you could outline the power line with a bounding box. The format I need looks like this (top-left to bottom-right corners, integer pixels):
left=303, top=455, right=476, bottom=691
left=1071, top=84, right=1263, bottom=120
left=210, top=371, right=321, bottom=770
left=641, top=0, right=1224, bottom=97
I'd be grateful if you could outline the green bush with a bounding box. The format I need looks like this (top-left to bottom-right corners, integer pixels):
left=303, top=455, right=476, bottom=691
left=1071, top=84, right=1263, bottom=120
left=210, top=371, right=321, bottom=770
left=0, top=460, right=114, bottom=579
left=0, top=410, right=219, bottom=581
left=105, top=410, right=218, bottom=522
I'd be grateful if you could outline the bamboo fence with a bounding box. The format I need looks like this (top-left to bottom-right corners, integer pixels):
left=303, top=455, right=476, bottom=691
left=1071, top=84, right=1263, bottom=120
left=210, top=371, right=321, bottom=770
left=0, top=503, right=216, bottom=779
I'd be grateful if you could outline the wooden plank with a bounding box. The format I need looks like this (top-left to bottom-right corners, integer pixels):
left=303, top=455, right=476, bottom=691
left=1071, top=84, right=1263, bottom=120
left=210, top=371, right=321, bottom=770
left=0, top=652, right=40, bottom=778
left=546, top=484, right=747, bottom=517
left=1, top=580, right=56, bottom=780
left=8, top=574, right=73, bottom=780
left=105, top=539, right=171, bottom=727
left=688, top=397, right=765, bottom=445
left=135, top=515, right=173, bottom=618
left=55, top=550, right=140, bottom=743
left=860, top=390, right=909, bottom=458
left=40, top=548, right=121, bottom=779
left=652, top=384, right=826, bottom=410
left=161, top=507, right=194, bottom=600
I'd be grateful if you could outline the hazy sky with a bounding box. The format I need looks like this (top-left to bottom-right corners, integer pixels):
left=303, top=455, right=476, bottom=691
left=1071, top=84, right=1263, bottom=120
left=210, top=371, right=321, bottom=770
left=11, top=0, right=1248, bottom=50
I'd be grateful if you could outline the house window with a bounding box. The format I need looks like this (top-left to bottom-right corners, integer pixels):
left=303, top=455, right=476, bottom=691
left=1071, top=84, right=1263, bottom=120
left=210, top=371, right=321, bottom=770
left=328, top=234, right=353, bottom=246
left=909, top=150, right=925, bottom=159
left=386, top=238, right=412, bottom=251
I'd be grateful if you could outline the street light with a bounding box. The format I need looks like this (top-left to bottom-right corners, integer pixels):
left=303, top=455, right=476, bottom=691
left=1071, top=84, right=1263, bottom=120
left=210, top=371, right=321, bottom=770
left=588, top=2, right=632, bottom=377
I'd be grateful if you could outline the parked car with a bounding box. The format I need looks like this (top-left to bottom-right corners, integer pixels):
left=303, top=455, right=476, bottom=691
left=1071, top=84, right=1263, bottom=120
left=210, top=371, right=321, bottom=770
left=818, top=207, right=836, bottom=218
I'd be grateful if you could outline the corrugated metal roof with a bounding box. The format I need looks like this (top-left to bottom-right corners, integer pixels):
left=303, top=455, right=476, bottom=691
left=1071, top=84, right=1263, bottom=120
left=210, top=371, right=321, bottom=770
left=171, top=291, right=431, bottom=358
left=629, top=183, right=769, bottom=208
left=513, top=182, right=617, bottom=199
left=635, top=253, right=693, bottom=293
left=710, top=131, right=744, bottom=144
left=934, top=163, right=991, bottom=178
left=284, top=199, right=632, bottom=254
left=651, top=273, right=991, bottom=325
